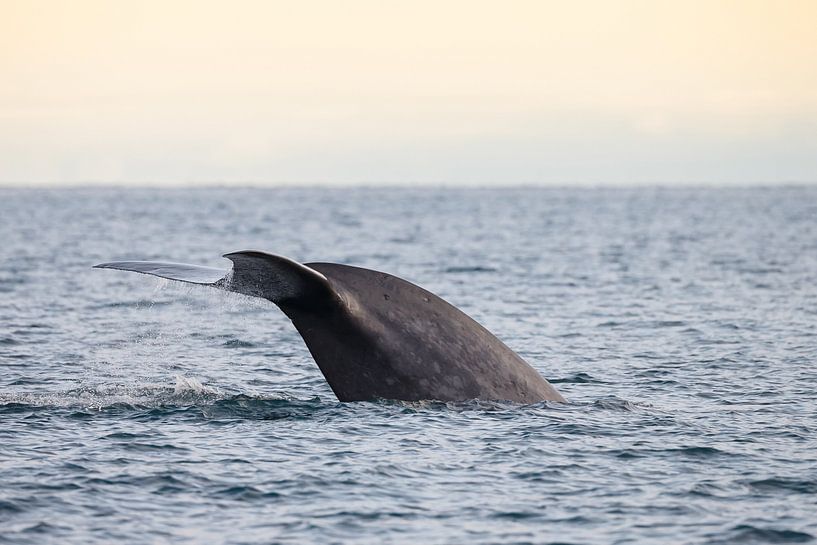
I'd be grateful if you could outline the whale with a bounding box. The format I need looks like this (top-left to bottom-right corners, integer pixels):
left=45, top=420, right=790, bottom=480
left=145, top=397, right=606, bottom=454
left=94, top=251, right=565, bottom=403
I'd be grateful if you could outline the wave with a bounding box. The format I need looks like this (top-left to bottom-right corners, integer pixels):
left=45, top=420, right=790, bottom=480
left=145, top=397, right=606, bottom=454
left=1, top=375, right=636, bottom=421
left=0, top=375, right=229, bottom=412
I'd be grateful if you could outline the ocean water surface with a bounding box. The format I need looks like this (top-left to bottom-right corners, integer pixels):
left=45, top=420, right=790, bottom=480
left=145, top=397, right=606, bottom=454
left=1, top=186, right=815, bottom=544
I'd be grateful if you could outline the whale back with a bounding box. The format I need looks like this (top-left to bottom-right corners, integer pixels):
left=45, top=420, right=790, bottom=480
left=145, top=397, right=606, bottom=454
left=296, top=262, right=563, bottom=403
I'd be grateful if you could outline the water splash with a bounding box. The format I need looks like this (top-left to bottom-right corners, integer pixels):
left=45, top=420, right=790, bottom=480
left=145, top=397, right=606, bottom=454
left=173, top=374, right=219, bottom=396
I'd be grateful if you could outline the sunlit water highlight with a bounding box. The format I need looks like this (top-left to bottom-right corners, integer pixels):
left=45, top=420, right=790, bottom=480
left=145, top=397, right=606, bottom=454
left=1, top=187, right=815, bottom=544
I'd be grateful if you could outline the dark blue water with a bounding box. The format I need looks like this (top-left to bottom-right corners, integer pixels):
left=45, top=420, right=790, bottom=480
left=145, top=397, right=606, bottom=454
left=1, top=187, right=816, bottom=544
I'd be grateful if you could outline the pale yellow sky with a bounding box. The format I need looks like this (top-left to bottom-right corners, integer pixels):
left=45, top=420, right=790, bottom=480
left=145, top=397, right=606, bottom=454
left=1, top=0, right=816, bottom=185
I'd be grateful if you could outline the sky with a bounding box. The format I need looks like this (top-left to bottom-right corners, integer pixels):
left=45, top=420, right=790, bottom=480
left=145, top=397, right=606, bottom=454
left=1, top=0, right=816, bottom=186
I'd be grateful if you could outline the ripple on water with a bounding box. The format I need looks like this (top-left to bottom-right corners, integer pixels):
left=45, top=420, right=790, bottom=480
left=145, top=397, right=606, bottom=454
left=220, top=339, right=257, bottom=348
left=550, top=372, right=603, bottom=384
left=709, top=525, right=814, bottom=544
left=747, top=478, right=817, bottom=495
left=2, top=187, right=816, bottom=545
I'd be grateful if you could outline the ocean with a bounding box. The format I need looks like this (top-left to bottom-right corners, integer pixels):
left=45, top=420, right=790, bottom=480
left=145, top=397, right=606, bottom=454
left=1, top=186, right=815, bottom=544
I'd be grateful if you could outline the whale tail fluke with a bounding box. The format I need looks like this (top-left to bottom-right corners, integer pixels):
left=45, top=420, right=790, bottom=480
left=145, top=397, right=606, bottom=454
left=221, top=251, right=334, bottom=307
left=94, top=251, right=333, bottom=307
left=93, top=260, right=228, bottom=285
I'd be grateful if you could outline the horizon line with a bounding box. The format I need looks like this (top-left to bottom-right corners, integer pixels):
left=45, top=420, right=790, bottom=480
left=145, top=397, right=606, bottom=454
left=2, top=180, right=816, bottom=190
